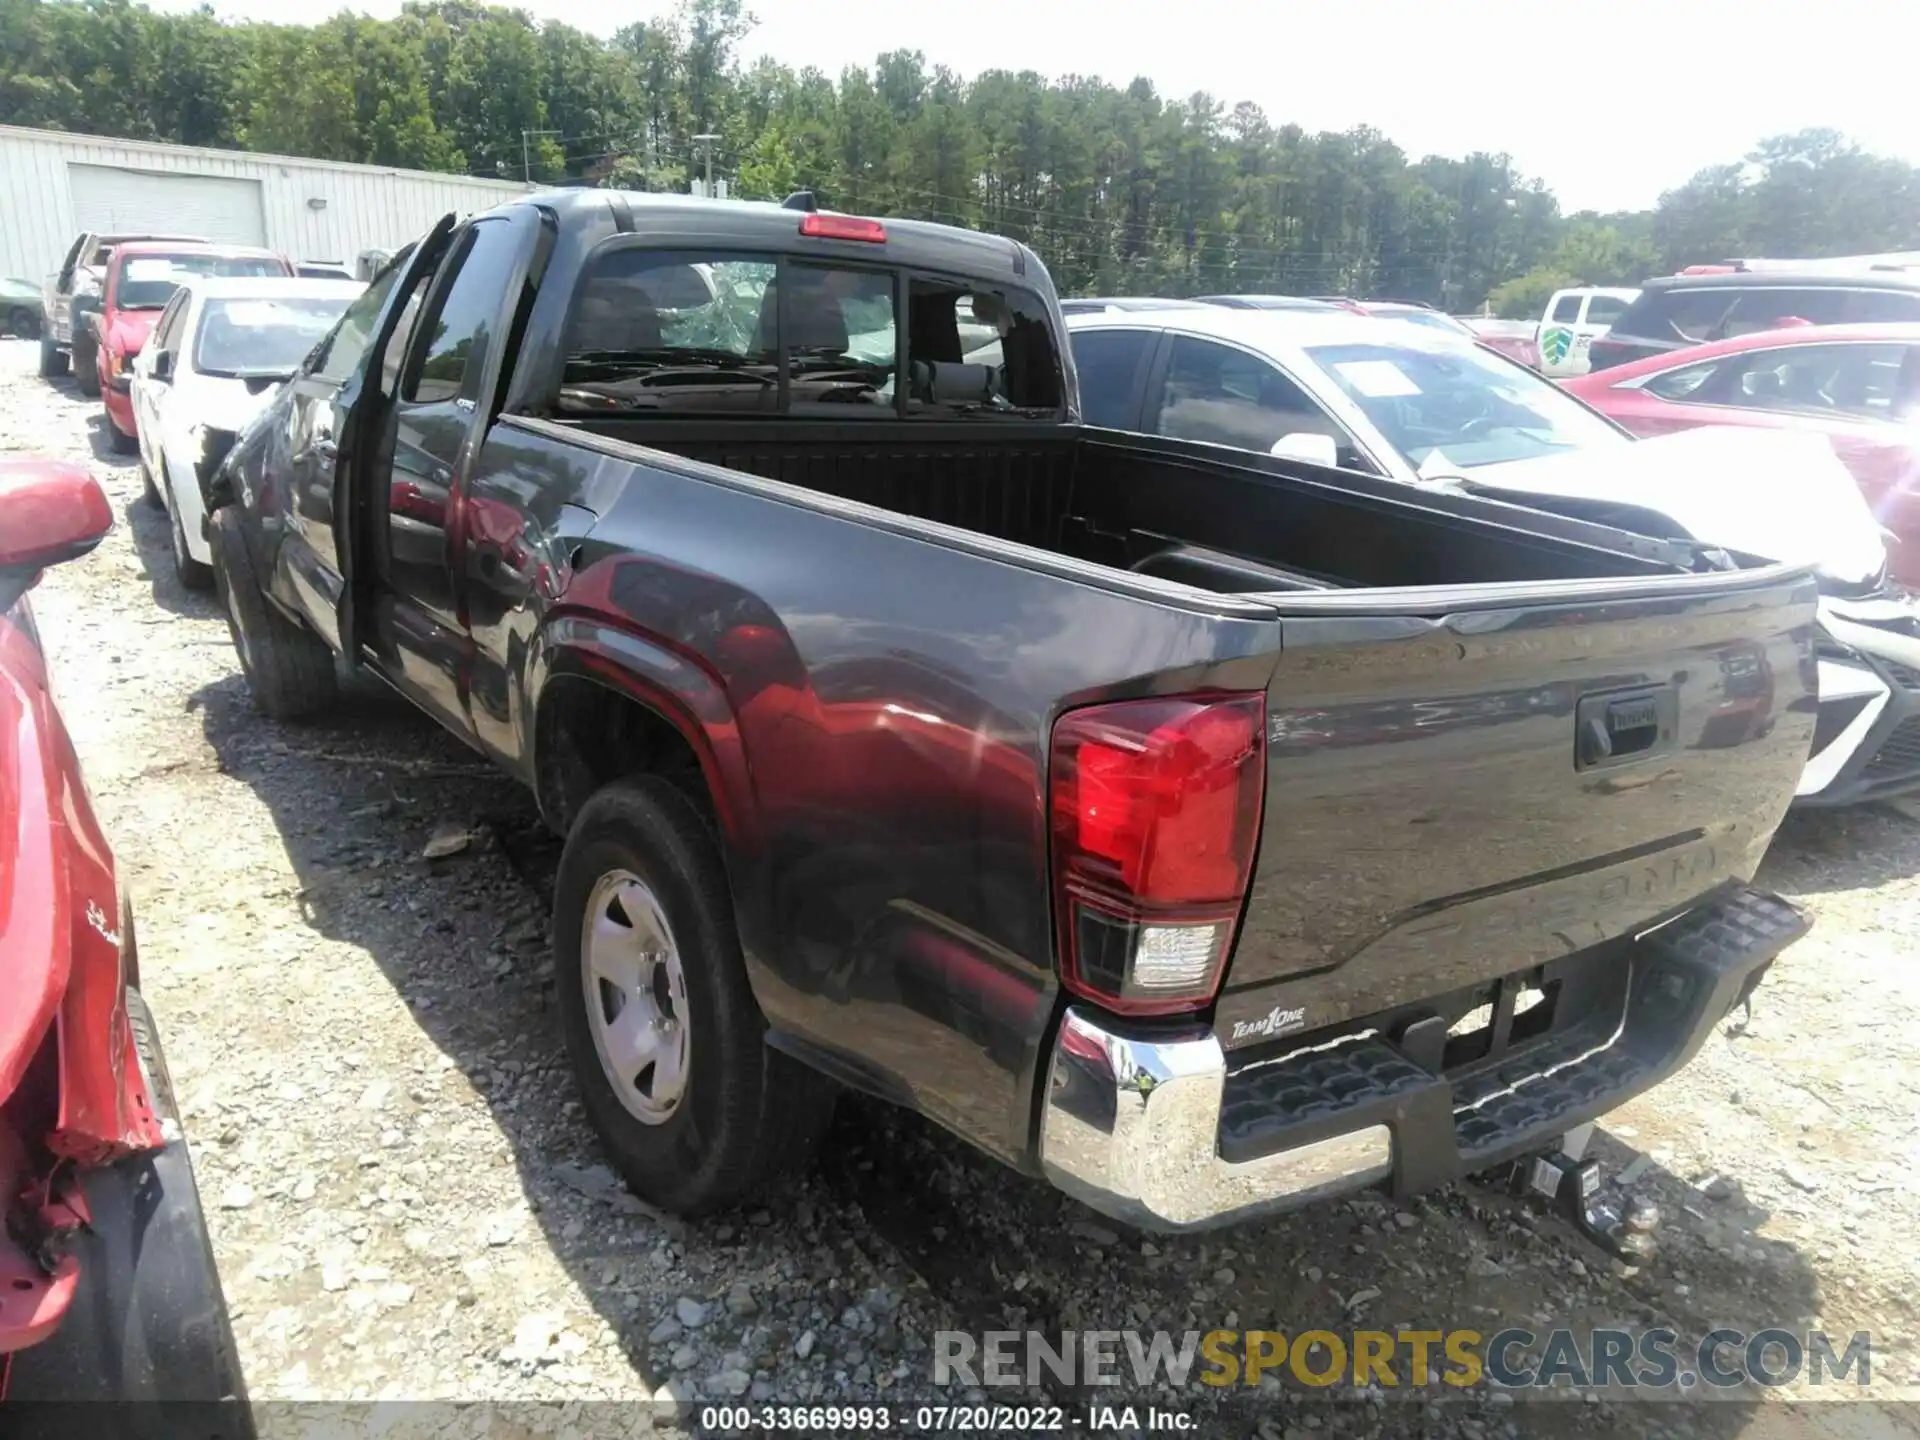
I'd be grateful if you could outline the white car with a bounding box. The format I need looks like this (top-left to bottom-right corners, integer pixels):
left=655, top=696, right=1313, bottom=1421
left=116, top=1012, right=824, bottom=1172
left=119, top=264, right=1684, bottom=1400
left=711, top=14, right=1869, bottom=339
left=130, top=277, right=362, bottom=590
left=1066, top=305, right=1912, bottom=805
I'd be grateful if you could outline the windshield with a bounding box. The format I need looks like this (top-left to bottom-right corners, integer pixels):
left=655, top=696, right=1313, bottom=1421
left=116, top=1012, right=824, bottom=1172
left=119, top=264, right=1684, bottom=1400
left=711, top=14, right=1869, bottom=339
left=194, top=296, right=355, bottom=377
left=117, top=254, right=284, bottom=310
left=1381, top=309, right=1473, bottom=337
left=1305, top=338, right=1625, bottom=471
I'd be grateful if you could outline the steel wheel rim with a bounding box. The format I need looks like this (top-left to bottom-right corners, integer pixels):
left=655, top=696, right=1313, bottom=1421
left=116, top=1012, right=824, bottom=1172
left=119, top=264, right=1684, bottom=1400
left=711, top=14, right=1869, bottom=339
left=581, top=868, right=690, bottom=1125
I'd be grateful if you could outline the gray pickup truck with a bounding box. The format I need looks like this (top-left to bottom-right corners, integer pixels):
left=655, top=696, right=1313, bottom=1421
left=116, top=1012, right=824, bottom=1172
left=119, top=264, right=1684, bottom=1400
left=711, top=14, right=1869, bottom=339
left=207, top=190, right=1816, bottom=1248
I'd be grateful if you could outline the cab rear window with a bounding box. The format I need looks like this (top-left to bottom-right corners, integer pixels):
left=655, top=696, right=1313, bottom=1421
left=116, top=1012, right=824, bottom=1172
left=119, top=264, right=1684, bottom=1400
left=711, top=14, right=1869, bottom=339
left=558, top=248, right=1062, bottom=418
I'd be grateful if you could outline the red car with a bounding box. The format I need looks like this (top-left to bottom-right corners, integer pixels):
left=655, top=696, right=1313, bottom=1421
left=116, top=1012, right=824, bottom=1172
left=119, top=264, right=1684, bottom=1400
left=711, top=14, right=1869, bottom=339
left=1563, top=323, right=1920, bottom=588
left=93, top=242, right=289, bottom=454
left=0, top=461, right=252, bottom=1430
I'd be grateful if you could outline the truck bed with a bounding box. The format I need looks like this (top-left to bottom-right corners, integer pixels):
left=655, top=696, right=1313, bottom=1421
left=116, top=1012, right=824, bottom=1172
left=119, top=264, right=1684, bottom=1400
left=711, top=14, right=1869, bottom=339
left=479, top=415, right=1816, bottom=1173
left=561, top=416, right=1690, bottom=596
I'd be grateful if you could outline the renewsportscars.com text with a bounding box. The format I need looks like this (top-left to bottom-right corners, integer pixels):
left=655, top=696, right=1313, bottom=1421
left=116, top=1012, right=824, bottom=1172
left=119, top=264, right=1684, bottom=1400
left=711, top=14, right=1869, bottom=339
left=934, top=1328, right=1872, bottom=1392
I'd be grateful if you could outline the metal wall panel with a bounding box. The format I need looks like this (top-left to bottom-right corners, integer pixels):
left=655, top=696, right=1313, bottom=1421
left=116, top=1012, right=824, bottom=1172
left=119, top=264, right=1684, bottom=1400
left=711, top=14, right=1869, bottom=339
left=0, top=125, right=531, bottom=283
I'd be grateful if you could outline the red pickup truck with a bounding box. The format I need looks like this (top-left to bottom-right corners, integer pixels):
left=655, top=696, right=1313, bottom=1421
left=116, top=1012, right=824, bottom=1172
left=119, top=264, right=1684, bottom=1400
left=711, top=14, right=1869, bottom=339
left=92, top=243, right=289, bottom=452
left=0, top=461, right=252, bottom=1431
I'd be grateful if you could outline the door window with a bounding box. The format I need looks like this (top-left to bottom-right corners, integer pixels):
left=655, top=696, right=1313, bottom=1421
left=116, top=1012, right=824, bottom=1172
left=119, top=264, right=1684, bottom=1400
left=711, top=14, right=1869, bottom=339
left=1549, top=294, right=1582, bottom=323
left=1712, top=342, right=1910, bottom=420
left=1611, top=288, right=1738, bottom=344
left=1153, top=336, right=1354, bottom=460
left=1719, top=288, right=1853, bottom=337
left=1581, top=295, right=1629, bottom=328
left=149, top=292, right=191, bottom=362
left=1640, top=358, right=1722, bottom=402
left=1067, top=329, right=1156, bottom=428
left=310, top=259, right=410, bottom=384
left=403, top=220, right=523, bottom=405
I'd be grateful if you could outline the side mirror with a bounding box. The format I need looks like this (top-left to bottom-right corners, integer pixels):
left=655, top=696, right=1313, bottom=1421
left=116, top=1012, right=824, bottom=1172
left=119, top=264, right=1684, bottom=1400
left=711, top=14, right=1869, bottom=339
left=154, top=351, right=173, bottom=381
left=1269, top=432, right=1340, bottom=468
left=0, top=460, right=113, bottom=601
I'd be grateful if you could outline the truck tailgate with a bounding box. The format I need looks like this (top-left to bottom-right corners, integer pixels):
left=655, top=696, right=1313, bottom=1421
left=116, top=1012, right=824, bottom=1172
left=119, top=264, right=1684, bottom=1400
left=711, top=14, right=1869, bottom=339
left=1213, top=565, right=1818, bottom=1049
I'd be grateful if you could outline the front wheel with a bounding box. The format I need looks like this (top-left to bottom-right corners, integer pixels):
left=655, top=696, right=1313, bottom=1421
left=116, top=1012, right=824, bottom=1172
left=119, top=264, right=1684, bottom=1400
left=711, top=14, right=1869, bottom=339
left=554, top=776, right=835, bottom=1215
left=38, top=333, right=68, bottom=378
left=167, top=483, right=214, bottom=592
left=8, top=305, right=38, bottom=339
left=210, top=506, right=337, bottom=718
left=108, top=412, right=138, bottom=454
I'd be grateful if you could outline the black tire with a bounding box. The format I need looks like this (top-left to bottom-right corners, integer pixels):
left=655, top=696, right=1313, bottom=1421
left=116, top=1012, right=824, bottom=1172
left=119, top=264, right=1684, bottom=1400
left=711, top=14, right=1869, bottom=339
left=74, top=340, right=100, bottom=397
left=555, top=775, right=835, bottom=1215
left=168, top=489, right=214, bottom=592
left=38, top=332, right=68, bottom=378
left=109, top=412, right=139, bottom=454
left=210, top=506, right=337, bottom=718
left=8, top=305, right=37, bottom=339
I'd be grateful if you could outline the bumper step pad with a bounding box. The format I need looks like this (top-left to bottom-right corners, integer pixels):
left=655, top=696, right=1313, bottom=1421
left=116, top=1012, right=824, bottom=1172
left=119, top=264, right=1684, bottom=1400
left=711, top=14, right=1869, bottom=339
left=1220, top=887, right=1808, bottom=1195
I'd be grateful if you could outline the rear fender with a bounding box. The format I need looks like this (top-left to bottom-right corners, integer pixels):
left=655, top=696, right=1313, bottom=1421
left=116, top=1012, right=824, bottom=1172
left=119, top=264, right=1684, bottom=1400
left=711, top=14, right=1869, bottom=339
left=529, top=618, right=768, bottom=943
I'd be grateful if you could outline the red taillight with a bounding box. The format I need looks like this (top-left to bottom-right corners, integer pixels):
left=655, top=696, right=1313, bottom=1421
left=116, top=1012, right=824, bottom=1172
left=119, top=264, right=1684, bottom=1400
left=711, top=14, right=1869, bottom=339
left=1049, top=694, right=1265, bottom=1015
left=799, top=213, right=887, bottom=244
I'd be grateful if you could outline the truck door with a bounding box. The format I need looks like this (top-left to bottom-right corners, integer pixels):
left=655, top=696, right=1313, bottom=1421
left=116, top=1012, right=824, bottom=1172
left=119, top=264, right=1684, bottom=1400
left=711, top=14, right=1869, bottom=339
left=1537, top=290, right=1585, bottom=376
left=269, top=216, right=456, bottom=657
left=357, top=212, right=540, bottom=741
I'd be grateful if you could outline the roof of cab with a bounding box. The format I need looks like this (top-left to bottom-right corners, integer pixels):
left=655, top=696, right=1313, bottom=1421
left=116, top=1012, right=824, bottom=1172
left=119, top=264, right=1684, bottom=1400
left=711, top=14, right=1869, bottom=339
left=513, top=187, right=1046, bottom=285
left=108, top=240, right=285, bottom=265
left=1067, top=303, right=1470, bottom=355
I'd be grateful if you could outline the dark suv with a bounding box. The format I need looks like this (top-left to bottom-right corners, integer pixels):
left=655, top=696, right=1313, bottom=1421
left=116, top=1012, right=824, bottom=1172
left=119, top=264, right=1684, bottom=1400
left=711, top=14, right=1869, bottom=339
left=1589, top=271, right=1920, bottom=372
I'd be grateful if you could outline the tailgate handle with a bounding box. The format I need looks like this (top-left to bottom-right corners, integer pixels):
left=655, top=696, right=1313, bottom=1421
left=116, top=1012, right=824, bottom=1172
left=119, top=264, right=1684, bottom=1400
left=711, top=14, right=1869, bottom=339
left=1576, top=687, right=1674, bottom=770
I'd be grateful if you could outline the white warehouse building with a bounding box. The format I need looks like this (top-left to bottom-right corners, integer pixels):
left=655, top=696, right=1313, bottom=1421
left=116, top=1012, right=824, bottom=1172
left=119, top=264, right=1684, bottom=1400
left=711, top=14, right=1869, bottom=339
left=0, top=124, right=532, bottom=281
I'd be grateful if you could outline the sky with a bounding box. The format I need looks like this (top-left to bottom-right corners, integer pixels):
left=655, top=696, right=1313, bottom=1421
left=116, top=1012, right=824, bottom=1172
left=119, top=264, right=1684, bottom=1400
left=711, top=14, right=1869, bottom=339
left=147, top=0, right=1920, bottom=213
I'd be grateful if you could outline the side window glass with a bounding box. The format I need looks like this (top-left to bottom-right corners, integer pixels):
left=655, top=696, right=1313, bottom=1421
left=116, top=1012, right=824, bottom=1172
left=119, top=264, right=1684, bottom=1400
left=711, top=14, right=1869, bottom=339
left=1155, top=337, right=1344, bottom=456
left=1550, top=294, right=1582, bottom=323
left=1632, top=289, right=1736, bottom=344
left=1642, top=359, right=1722, bottom=402
left=1582, top=296, right=1628, bottom=328
left=1847, top=290, right=1920, bottom=323
left=151, top=294, right=188, bottom=357
left=1068, top=329, right=1155, bottom=428
left=1722, top=342, right=1907, bottom=418
left=1721, top=288, right=1852, bottom=338
left=404, top=221, right=522, bottom=405
left=311, top=260, right=407, bottom=384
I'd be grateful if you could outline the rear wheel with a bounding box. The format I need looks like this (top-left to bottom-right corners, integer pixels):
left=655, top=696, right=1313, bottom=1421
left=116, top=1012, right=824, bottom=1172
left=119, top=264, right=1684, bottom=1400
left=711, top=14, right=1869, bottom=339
left=555, top=775, right=835, bottom=1214
left=74, top=340, right=100, bottom=397
left=38, top=333, right=67, bottom=378
left=210, top=506, right=337, bottom=718
left=8, top=305, right=37, bottom=339
left=108, top=412, right=138, bottom=454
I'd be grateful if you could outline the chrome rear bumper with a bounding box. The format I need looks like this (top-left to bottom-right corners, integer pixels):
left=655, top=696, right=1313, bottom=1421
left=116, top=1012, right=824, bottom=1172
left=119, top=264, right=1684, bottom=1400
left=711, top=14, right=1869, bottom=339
left=1039, top=1009, right=1391, bottom=1231
left=1038, top=887, right=1808, bottom=1232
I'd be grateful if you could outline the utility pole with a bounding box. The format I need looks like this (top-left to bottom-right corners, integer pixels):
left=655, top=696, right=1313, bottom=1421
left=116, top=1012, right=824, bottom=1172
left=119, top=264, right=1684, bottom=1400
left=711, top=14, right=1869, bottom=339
left=692, top=133, right=720, bottom=198
left=520, top=128, right=562, bottom=185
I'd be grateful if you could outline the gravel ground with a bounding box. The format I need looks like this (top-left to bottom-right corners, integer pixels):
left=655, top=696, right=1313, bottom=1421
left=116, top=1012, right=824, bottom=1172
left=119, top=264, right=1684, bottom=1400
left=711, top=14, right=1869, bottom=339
left=7, top=335, right=1919, bottom=1438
